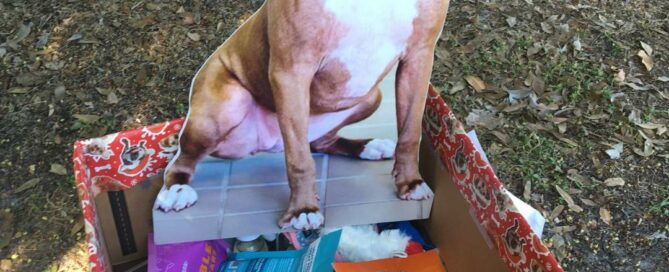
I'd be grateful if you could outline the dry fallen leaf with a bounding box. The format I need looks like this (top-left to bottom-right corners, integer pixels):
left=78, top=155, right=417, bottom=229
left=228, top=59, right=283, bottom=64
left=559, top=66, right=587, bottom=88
left=70, top=219, right=84, bottom=236
left=637, top=50, right=654, bottom=71
left=573, top=35, right=582, bottom=51
left=54, top=86, right=66, bottom=99
left=67, top=33, right=83, bottom=42
left=14, top=178, right=40, bottom=193
left=107, top=92, right=119, bottom=104
left=464, top=75, right=486, bottom=92
left=633, top=139, right=655, bottom=157
left=636, top=123, right=665, bottom=130
left=0, top=211, right=13, bottom=250
left=640, top=41, right=653, bottom=56
left=49, top=164, right=67, bottom=175
left=605, top=143, right=623, bottom=159
left=540, top=22, right=553, bottom=33
left=465, top=109, right=499, bottom=129
left=658, top=76, right=669, bottom=82
left=580, top=198, right=597, bottom=207
left=624, top=82, right=653, bottom=91
left=531, top=76, right=546, bottom=94
left=600, top=207, right=612, bottom=225
left=73, top=114, right=101, bottom=124
left=8, top=87, right=31, bottom=94
left=551, top=225, right=577, bottom=234
left=96, top=87, right=114, bottom=95
left=557, top=123, right=567, bottom=134
left=16, top=72, right=44, bottom=86
left=555, top=185, right=583, bottom=212
left=567, top=169, right=590, bottom=185
left=449, top=80, right=466, bottom=95
left=614, top=69, right=626, bottom=85
left=492, top=131, right=511, bottom=144
left=506, top=89, right=533, bottom=104
left=7, top=22, right=32, bottom=46
left=523, top=180, right=532, bottom=200
left=506, top=16, right=517, bottom=27
left=187, top=32, right=201, bottom=41
left=604, top=177, right=625, bottom=187
left=549, top=205, right=565, bottom=221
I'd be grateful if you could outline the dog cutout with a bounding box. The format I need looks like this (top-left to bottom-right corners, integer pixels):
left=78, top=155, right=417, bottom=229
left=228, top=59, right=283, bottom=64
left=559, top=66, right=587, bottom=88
left=156, top=0, right=450, bottom=230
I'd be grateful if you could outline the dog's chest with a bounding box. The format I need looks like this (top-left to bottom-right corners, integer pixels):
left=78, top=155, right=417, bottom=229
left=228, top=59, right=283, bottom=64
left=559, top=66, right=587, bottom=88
left=321, top=0, right=418, bottom=96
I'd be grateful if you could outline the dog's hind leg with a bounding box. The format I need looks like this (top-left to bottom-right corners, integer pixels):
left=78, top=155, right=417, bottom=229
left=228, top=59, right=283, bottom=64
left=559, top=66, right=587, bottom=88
left=310, top=87, right=395, bottom=160
left=156, top=60, right=254, bottom=212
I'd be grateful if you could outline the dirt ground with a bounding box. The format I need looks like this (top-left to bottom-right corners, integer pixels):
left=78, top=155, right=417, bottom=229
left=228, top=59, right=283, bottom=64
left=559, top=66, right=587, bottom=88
left=0, top=0, right=667, bottom=271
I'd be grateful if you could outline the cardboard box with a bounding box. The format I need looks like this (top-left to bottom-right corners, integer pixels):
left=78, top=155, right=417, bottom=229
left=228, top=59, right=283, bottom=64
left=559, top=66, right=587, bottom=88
left=93, top=175, right=162, bottom=270
left=73, top=85, right=562, bottom=272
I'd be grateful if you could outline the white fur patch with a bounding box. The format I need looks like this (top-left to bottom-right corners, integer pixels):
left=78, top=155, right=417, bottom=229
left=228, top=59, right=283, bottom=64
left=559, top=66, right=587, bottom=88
left=154, top=184, right=199, bottom=212
left=284, top=212, right=324, bottom=230
left=360, top=139, right=396, bottom=160
left=325, top=225, right=410, bottom=262
left=324, top=0, right=418, bottom=97
left=402, top=182, right=433, bottom=200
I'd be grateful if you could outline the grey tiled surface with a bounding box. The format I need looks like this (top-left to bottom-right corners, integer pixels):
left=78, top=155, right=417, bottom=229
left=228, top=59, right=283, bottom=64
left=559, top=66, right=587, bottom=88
left=153, top=67, right=433, bottom=245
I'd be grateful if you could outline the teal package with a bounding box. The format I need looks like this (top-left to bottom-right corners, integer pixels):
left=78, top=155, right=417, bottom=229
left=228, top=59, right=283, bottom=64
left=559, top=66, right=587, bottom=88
left=219, top=230, right=342, bottom=272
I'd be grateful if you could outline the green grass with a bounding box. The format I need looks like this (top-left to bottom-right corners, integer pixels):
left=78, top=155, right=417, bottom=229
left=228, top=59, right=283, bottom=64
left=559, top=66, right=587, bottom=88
left=71, top=116, right=118, bottom=138
left=176, top=103, right=188, bottom=116
left=643, top=106, right=656, bottom=123
left=543, top=55, right=611, bottom=104
left=493, top=129, right=569, bottom=190
left=650, top=186, right=669, bottom=217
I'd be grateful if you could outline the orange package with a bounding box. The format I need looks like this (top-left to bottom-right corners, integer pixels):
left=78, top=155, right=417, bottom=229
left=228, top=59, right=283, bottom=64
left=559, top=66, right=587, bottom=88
left=333, top=249, right=446, bottom=272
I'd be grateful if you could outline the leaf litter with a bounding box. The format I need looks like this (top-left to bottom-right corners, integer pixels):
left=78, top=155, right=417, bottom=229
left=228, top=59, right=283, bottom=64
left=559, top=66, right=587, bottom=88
left=1, top=0, right=668, bottom=270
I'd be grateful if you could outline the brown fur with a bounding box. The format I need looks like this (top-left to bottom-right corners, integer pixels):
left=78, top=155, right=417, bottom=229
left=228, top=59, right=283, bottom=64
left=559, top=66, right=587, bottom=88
left=164, top=0, right=450, bottom=227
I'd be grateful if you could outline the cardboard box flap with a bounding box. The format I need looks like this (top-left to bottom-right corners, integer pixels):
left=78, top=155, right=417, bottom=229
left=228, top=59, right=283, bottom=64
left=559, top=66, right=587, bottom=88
left=420, top=85, right=563, bottom=272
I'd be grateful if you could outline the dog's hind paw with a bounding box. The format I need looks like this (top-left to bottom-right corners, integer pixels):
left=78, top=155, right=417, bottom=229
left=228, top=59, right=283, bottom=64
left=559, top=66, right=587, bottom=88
left=399, top=182, right=433, bottom=201
left=359, top=139, right=395, bottom=160
left=154, top=184, right=198, bottom=212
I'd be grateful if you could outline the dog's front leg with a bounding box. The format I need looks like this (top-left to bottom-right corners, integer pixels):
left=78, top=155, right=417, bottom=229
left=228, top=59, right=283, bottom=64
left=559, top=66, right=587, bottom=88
left=393, top=48, right=437, bottom=200
left=270, top=66, right=324, bottom=230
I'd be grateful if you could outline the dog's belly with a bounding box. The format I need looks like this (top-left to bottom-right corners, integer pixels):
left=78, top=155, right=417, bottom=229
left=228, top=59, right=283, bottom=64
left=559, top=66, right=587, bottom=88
left=211, top=0, right=419, bottom=157
left=210, top=100, right=361, bottom=158
left=310, top=0, right=418, bottom=112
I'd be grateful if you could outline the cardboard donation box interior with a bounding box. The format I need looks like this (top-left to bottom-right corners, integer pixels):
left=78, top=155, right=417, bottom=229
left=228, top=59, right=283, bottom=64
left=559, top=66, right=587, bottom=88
left=419, top=140, right=507, bottom=271
left=93, top=176, right=162, bottom=271
left=74, top=74, right=563, bottom=271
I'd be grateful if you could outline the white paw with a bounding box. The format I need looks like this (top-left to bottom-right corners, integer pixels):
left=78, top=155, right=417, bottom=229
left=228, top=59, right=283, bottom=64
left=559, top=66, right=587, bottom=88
left=154, top=184, right=198, bottom=212
left=400, top=182, right=433, bottom=200
left=282, top=212, right=324, bottom=231
left=359, top=139, right=396, bottom=160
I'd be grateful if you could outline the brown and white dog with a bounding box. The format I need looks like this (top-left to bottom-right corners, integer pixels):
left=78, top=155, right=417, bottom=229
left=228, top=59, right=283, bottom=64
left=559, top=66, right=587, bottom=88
left=155, top=0, right=450, bottom=230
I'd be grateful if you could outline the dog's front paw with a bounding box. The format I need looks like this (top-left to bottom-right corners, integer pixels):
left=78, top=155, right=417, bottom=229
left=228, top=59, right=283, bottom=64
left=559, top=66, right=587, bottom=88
left=279, top=199, right=324, bottom=230
left=280, top=211, right=324, bottom=231
left=398, top=181, right=433, bottom=201
left=359, top=139, right=396, bottom=160
left=154, top=184, right=198, bottom=212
